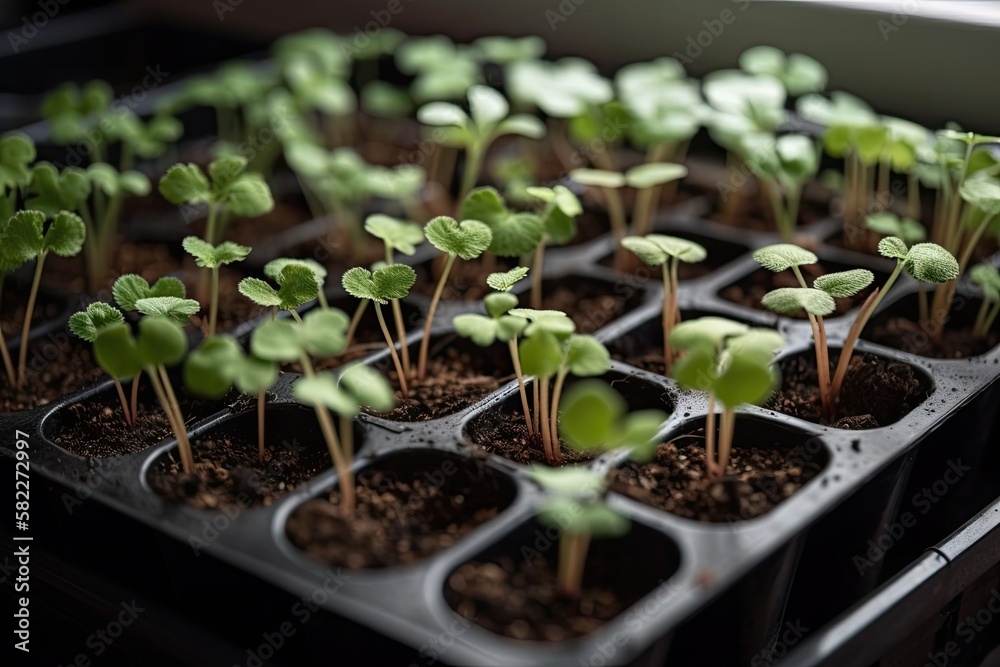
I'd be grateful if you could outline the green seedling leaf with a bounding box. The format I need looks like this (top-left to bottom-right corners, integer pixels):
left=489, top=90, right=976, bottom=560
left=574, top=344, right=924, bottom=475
left=360, top=81, right=413, bottom=119
left=341, top=264, right=417, bottom=305
left=453, top=313, right=502, bottom=346
left=239, top=264, right=319, bottom=310
left=865, top=212, right=926, bottom=247
left=298, top=308, right=350, bottom=358
left=564, top=335, right=611, bottom=376
left=878, top=236, right=910, bottom=260
left=293, top=373, right=359, bottom=416
left=42, top=211, right=86, bottom=256
left=529, top=466, right=607, bottom=496
left=0, top=134, right=36, bottom=191
left=423, top=216, right=493, bottom=260
left=182, top=236, right=252, bottom=268
left=903, top=243, right=960, bottom=283
left=472, top=35, right=546, bottom=64
left=69, top=302, right=125, bottom=342
left=509, top=308, right=576, bottom=337
left=624, top=163, right=688, bottom=190
left=233, top=355, right=278, bottom=395
left=159, top=163, right=211, bottom=205
left=160, top=157, right=274, bottom=217
left=753, top=244, right=818, bottom=272
left=339, top=364, right=396, bottom=412
left=813, top=269, right=874, bottom=298
left=558, top=379, right=626, bottom=449
left=25, top=163, right=91, bottom=217
left=959, top=173, right=1000, bottom=216
left=136, top=316, right=188, bottom=367
left=134, top=296, right=200, bottom=323
left=616, top=410, right=668, bottom=463
left=184, top=335, right=242, bottom=399
left=112, top=275, right=186, bottom=311
left=3, top=209, right=45, bottom=259
left=622, top=234, right=707, bottom=266
left=739, top=46, right=827, bottom=96
left=486, top=267, right=529, bottom=292
left=364, top=214, right=425, bottom=256
left=519, top=330, right=563, bottom=378
left=670, top=316, right=749, bottom=350
left=88, top=163, right=152, bottom=197
left=251, top=320, right=302, bottom=362
left=760, top=287, right=835, bottom=316
left=264, top=258, right=327, bottom=293
left=570, top=168, right=625, bottom=189
left=461, top=188, right=543, bottom=257
left=484, top=291, right=520, bottom=318
left=92, top=322, right=143, bottom=379
left=714, top=352, right=777, bottom=407
left=970, top=264, right=1000, bottom=302
left=727, top=328, right=786, bottom=362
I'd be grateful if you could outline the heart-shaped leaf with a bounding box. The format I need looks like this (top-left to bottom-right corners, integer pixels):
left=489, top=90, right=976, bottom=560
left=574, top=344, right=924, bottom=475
left=424, top=216, right=493, bottom=260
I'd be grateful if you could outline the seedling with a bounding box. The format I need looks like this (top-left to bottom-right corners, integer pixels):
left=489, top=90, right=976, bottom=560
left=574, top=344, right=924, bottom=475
left=739, top=133, right=819, bottom=242
left=0, top=212, right=39, bottom=386
left=453, top=268, right=532, bottom=432
left=82, top=163, right=152, bottom=289
left=833, top=238, right=958, bottom=405
left=342, top=263, right=417, bottom=396
left=396, top=35, right=479, bottom=103
left=524, top=185, right=582, bottom=308
left=738, top=46, right=828, bottom=97
left=159, top=155, right=274, bottom=246
left=865, top=212, right=926, bottom=247
left=515, top=309, right=611, bottom=464
left=621, top=234, right=707, bottom=371
left=460, top=187, right=543, bottom=281
left=182, top=237, right=252, bottom=337
left=93, top=316, right=193, bottom=470
left=417, top=85, right=546, bottom=203
left=239, top=261, right=322, bottom=318
left=69, top=303, right=131, bottom=423
left=670, top=317, right=785, bottom=480
left=416, top=216, right=493, bottom=379
left=252, top=310, right=395, bottom=514
left=4, top=210, right=86, bottom=387
left=0, top=134, right=35, bottom=222
left=970, top=264, right=1000, bottom=339
left=184, top=335, right=278, bottom=462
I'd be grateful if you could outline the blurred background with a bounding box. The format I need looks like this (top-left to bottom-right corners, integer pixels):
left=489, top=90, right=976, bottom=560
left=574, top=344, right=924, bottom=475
left=0, top=0, right=998, bottom=132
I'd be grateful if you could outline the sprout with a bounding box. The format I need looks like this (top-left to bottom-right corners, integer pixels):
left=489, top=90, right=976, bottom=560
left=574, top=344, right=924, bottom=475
left=670, top=317, right=785, bottom=480
left=621, top=234, right=706, bottom=372
left=252, top=309, right=390, bottom=514
left=460, top=187, right=544, bottom=259
left=396, top=35, right=479, bottom=103
left=182, top=236, right=252, bottom=337
left=865, top=212, right=926, bottom=247
left=970, top=264, right=1000, bottom=339
left=80, top=163, right=152, bottom=288
left=453, top=269, right=532, bottom=433
left=524, top=185, right=583, bottom=308
left=69, top=302, right=133, bottom=425
left=417, top=85, right=545, bottom=202
left=4, top=210, right=85, bottom=387
left=738, top=46, right=827, bottom=96
left=93, top=316, right=194, bottom=471
left=515, top=309, right=611, bottom=465
left=159, top=155, right=274, bottom=245
left=0, top=134, right=35, bottom=222
left=626, top=162, right=689, bottom=238
left=416, top=216, right=492, bottom=380
left=754, top=243, right=874, bottom=419
left=342, top=263, right=417, bottom=397
left=738, top=133, right=819, bottom=242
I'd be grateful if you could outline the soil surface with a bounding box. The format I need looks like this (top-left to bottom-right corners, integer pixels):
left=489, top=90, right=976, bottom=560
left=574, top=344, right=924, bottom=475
left=610, top=436, right=821, bottom=522
left=286, top=456, right=509, bottom=569
left=1, top=283, right=68, bottom=339
left=150, top=433, right=331, bottom=510
left=446, top=555, right=628, bottom=641
left=868, top=316, right=1000, bottom=360
left=54, top=401, right=174, bottom=458
left=721, top=262, right=879, bottom=318
left=542, top=277, right=640, bottom=334
left=768, top=352, right=929, bottom=429
left=467, top=408, right=597, bottom=465
left=0, top=338, right=104, bottom=413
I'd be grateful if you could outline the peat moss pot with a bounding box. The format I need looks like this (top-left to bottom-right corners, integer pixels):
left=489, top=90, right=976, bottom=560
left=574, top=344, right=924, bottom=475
left=145, top=403, right=338, bottom=510
left=464, top=369, right=673, bottom=466
left=768, top=346, right=933, bottom=429
left=610, top=414, right=829, bottom=523
left=444, top=516, right=681, bottom=641
left=285, top=449, right=517, bottom=570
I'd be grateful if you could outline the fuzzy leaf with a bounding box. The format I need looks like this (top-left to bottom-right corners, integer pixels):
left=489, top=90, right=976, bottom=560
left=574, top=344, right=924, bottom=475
left=69, top=302, right=125, bottom=342
left=364, top=214, right=425, bottom=255
left=760, top=287, right=835, bottom=316
left=509, top=308, right=576, bottom=336
left=878, top=236, right=910, bottom=260
left=753, top=244, right=818, bottom=272
left=813, top=269, right=874, bottom=298
left=570, top=168, right=625, bottom=189
left=134, top=296, right=200, bottom=323
left=159, top=163, right=211, bottom=204
left=136, top=316, right=188, bottom=367
left=625, top=163, right=688, bottom=189
left=461, top=188, right=542, bottom=257
left=93, top=323, right=143, bottom=379
left=622, top=234, right=706, bottom=266
left=42, top=211, right=86, bottom=257
left=453, top=313, right=499, bottom=347
left=341, top=264, right=416, bottom=304
left=484, top=292, right=519, bottom=319
left=112, top=275, right=186, bottom=311
left=339, top=364, right=396, bottom=411
left=263, top=258, right=327, bottom=298
left=223, top=174, right=274, bottom=217
left=182, top=236, right=252, bottom=269
left=251, top=320, right=303, bottom=362
left=486, top=267, right=529, bottom=292
left=903, top=243, right=960, bottom=283
left=239, top=264, right=319, bottom=311
left=208, top=155, right=247, bottom=189
left=294, top=373, right=359, bottom=416
left=424, top=216, right=493, bottom=260
left=25, top=163, right=91, bottom=216
left=0, top=135, right=36, bottom=191
left=564, top=335, right=611, bottom=376
left=518, top=330, right=563, bottom=378
left=970, top=264, right=1000, bottom=302
left=298, top=308, right=350, bottom=358
left=3, top=210, right=45, bottom=259
left=959, top=174, right=1000, bottom=216
left=558, top=379, right=626, bottom=450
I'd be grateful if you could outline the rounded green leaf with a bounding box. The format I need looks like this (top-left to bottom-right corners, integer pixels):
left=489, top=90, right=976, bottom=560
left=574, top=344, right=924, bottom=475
left=625, top=162, right=688, bottom=189
left=903, top=243, right=960, bottom=283
left=558, top=379, right=626, bottom=450
left=621, top=236, right=667, bottom=266
left=69, top=302, right=124, bottom=342
left=813, top=269, right=874, bottom=298
left=714, top=353, right=776, bottom=407
left=878, top=236, right=910, bottom=260
left=93, top=322, right=143, bottom=379
left=223, top=174, right=274, bottom=217
left=468, top=85, right=509, bottom=127
left=233, top=356, right=278, bottom=395
left=646, top=234, right=707, bottom=263
left=134, top=296, right=200, bottom=324
left=564, top=335, right=610, bottom=377
left=417, top=102, right=467, bottom=127
left=484, top=291, right=519, bottom=318
left=342, top=264, right=416, bottom=304
left=486, top=267, right=529, bottom=293
left=753, top=244, right=818, bottom=272
left=339, top=364, right=396, bottom=412
left=453, top=313, right=498, bottom=347
left=423, top=216, right=493, bottom=260
left=670, top=316, right=748, bottom=351
left=300, top=308, right=349, bottom=358
left=970, top=264, right=1000, bottom=302
left=865, top=212, right=926, bottom=246
left=760, top=287, right=835, bottom=316
left=518, top=330, right=562, bottom=378
left=529, top=465, right=606, bottom=496
left=959, top=174, right=1000, bottom=216
left=159, top=163, right=210, bottom=205
left=136, top=316, right=187, bottom=367
left=184, top=336, right=241, bottom=399
left=570, top=168, right=625, bottom=189
left=251, top=319, right=303, bottom=362
left=364, top=214, right=425, bottom=255
left=293, top=373, right=359, bottom=416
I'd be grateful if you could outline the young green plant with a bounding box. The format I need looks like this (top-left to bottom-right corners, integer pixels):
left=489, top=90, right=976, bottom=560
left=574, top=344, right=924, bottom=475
left=970, top=264, right=1000, bottom=340
left=524, top=185, right=582, bottom=308
left=739, top=133, right=819, bottom=242
left=69, top=303, right=132, bottom=424
left=670, top=317, right=785, bottom=480
left=621, top=234, right=707, bottom=372
left=182, top=237, right=252, bottom=337
left=417, top=216, right=493, bottom=379
left=0, top=134, right=35, bottom=222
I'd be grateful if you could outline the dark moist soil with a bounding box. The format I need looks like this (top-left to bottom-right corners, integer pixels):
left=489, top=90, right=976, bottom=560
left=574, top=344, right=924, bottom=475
left=0, top=338, right=104, bottom=413
left=412, top=255, right=516, bottom=302
left=54, top=402, right=174, bottom=458
left=768, top=352, right=928, bottom=429
left=721, top=263, right=876, bottom=318
left=467, top=408, right=597, bottom=466
left=285, top=459, right=506, bottom=569
left=150, top=434, right=331, bottom=510
left=446, top=555, right=627, bottom=641
left=610, top=436, right=821, bottom=522
left=542, top=278, right=637, bottom=334
left=372, top=349, right=507, bottom=421
left=868, top=317, right=1000, bottom=360
left=1, top=283, right=67, bottom=339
